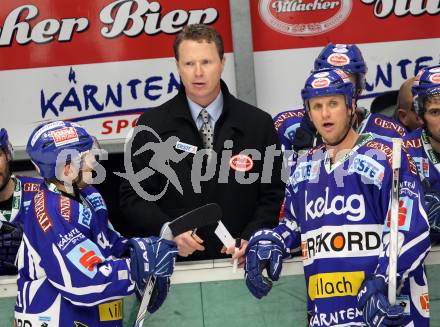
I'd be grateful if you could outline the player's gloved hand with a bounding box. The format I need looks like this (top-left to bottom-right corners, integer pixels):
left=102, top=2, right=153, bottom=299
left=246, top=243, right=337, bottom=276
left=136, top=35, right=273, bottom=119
left=128, top=237, right=178, bottom=293
left=244, top=229, right=286, bottom=299
left=147, top=276, right=170, bottom=313
left=425, top=191, right=440, bottom=232
left=357, top=276, right=405, bottom=327
left=0, top=221, right=23, bottom=275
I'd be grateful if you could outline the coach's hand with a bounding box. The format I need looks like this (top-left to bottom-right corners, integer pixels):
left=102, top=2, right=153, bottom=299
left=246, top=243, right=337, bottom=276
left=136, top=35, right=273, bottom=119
left=173, top=231, right=205, bottom=257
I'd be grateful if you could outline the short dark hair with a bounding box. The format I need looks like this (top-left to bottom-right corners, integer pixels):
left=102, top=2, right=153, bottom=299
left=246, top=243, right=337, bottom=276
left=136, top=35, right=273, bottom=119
left=173, top=24, right=224, bottom=61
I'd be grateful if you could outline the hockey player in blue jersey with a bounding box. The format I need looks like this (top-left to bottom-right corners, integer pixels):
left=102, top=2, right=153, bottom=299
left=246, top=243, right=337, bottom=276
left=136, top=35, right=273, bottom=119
left=15, top=121, right=178, bottom=326
left=315, top=43, right=406, bottom=141
left=245, top=69, right=430, bottom=326
left=275, top=43, right=406, bottom=159
left=0, top=128, right=42, bottom=275
left=403, top=65, right=440, bottom=244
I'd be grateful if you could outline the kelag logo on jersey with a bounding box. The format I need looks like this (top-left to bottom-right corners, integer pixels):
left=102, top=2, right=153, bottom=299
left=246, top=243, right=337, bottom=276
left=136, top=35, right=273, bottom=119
left=258, top=0, right=352, bottom=36
left=66, top=239, right=104, bottom=278
left=385, top=196, right=413, bottom=232
left=348, top=154, right=384, bottom=187
left=301, top=224, right=382, bottom=265
left=305, top=187, right=365, bottom=221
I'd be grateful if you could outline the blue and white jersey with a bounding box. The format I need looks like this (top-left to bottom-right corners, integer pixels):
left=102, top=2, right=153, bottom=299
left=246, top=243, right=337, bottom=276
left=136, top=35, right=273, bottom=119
left=275, top=133, right=430, bottom=327
left=358, top=113, right=406, bottom=141
left=0, top=175, right=42, bottom=224
left=404, top=128, right=440, bottom=192
left=15, top=185, right=134, bottom=327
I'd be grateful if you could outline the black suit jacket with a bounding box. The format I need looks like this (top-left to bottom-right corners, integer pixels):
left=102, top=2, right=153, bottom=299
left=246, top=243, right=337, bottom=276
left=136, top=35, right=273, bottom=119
left=119, top=80, right=284, bottom=260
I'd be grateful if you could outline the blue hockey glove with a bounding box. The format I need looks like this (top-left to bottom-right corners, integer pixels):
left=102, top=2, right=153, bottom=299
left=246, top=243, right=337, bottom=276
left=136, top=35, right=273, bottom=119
left=147, top=276, right=170, bottom=314
left=357, top=276, right=405, bottom=327
left=244, top=229, right=286, bottom=299
left=0, top=221, right=23, bottom=275
left=425, top=191, right=440, bottom=232
left=128, top=237, right=178, bottom=292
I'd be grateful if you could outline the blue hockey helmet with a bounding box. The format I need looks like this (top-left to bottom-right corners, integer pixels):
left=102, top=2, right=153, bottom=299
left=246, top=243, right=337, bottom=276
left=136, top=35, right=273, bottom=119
left=314, top=43, right=367, bottom=91
left=412, top=65, right=440, bottom=116
left=26, top=121, right=94, bottom=179
left=0, top=128, right=13, bottom=158
left=302, top=69, right=355, bottom=111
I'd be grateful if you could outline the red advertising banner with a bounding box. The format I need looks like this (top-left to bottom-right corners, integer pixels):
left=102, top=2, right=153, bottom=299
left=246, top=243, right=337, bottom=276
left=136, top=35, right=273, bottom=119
left=250, top=0, right=440, bottom=51
left=249, top=0, right=440, bottom=115
left=0, top=1, right=236, bottom=148
left=0, top=0, right=233, bottom=70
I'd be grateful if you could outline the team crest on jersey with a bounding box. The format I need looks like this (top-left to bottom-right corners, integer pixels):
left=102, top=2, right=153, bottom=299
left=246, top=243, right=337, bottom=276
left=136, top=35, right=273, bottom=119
left=385, top=196, right=414, bottom=232
left=66, top=239, right=104, bottom=278
left=348, top=154, right=384, bottom=187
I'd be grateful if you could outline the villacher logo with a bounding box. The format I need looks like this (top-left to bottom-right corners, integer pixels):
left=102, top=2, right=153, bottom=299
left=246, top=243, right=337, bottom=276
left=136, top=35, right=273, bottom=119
left=258, top=0, right=352, bottom=36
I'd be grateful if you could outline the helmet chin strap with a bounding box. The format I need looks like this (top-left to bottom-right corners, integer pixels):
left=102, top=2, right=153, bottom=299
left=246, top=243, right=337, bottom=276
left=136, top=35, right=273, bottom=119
left=323, top=107, right=355, bottom=147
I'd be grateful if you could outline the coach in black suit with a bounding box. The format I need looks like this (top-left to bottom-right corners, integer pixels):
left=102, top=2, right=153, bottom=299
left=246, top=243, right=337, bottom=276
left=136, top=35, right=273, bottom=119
left=120, top=24, right=284, bottom=261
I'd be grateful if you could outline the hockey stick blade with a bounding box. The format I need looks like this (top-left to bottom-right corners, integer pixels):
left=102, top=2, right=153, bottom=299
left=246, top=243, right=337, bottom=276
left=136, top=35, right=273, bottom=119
left=161, top=203, right=222, bottom=241
left=133, top=203, right=223, bottom=327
